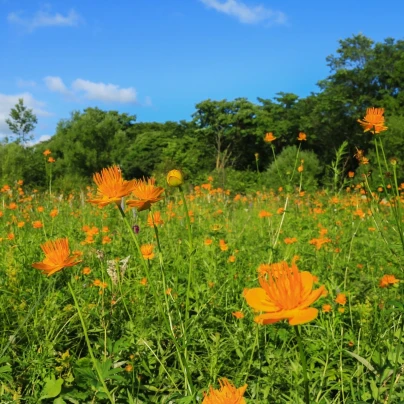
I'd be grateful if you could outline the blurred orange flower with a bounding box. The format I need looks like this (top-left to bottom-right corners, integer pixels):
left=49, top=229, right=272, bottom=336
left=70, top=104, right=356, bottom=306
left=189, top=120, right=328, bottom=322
left=297, top=132, right=307, bottom=141
left=140, top=244, right=155, bottom=260
left=335, top=293, right=346, bottom=305
left=379, top=274, right=399, bottom=288
left=147, top=211, right=164, bottom=227
left=264, top=132, right=276, bottom=143
left=32, top=238, right=82, bottom=276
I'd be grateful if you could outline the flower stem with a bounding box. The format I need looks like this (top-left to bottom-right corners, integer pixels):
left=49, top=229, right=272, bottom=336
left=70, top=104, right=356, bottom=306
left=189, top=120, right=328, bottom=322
left=294, top=326, right=310, bottom=404
left=117, top=204, right=195, bottom=398
left=68, top=281, right=114, bottom=403
left=178, top=186, right=194, bottom=324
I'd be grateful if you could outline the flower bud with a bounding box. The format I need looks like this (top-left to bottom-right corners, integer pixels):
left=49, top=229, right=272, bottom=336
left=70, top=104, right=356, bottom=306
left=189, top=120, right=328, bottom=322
left=166, top=170, right=183, bottom=187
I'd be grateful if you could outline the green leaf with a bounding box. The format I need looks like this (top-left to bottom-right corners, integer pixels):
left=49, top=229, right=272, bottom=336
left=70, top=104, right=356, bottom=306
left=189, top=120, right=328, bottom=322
left=40, top=376, right=64, bottom=400
left=344, top=350, right=378, bottom=375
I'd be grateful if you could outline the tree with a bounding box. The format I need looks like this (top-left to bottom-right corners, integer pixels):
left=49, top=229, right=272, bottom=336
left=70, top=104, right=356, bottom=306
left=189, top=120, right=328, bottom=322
left=5, top=98, right=38, bottom=144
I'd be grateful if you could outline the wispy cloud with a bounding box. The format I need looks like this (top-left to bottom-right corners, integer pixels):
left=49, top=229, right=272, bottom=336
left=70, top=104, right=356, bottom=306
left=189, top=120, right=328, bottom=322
left=72, top=79, right=137, bottom=103
left=44, top=76, right=137, bottom=103
left=0, top=93, right=51, bottom=137
left=44, top=76, right=70, bottom=95
left=16, top=78, right=37, bottom=88
left=8, top=8, right=82, bottom=32
left=199, top=0, right=286, bottom=25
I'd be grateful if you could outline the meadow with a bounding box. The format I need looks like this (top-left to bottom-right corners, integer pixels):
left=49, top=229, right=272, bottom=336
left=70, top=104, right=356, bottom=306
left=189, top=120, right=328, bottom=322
left=0, top=114, right=403, bottom=403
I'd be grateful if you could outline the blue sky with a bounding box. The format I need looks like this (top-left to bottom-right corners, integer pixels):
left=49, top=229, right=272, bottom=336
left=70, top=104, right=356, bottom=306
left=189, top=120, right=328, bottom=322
left=1, top=0, right=403, bottom=142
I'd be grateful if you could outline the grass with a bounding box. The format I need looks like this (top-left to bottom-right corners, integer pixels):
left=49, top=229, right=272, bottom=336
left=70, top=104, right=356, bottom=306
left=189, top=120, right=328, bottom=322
left=0, top=175, right=403, bottom=403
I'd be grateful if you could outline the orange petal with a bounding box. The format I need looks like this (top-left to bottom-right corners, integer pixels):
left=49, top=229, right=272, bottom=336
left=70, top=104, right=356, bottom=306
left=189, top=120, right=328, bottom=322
left=244, top=288, right=279, bottom=312
left=289, top=308, right=318, bottom=325
left=300, top=271, right=314, bottom=301
left=297, top=285, right=325, bottom=310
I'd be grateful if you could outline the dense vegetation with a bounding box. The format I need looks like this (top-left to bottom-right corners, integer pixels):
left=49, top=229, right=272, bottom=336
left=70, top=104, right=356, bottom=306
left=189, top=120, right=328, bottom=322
left=1, top=34, right=404, bottom=192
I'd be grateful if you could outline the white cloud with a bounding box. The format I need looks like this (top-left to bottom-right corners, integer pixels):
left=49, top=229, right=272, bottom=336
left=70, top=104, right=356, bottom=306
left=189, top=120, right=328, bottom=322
left=38, top=134, right=51, bottom=143
left=0, top=93, right=51, bottom=137
left=43, top=76, right=138, bottom=104
left=72, top=79, right=137, bottom=103
left=8, top=9, right=81, bottom=32
left=16, top=79, right=37, bottom=88
left=199, top=0, right=286, bottom=25
left=44, top=76, right=69, bottom=94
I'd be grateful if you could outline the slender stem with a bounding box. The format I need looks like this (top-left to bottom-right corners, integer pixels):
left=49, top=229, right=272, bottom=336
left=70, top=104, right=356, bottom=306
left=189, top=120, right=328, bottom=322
left=68, top=282, right=114, bottom=403
left=388, top=317, right=403, bottom=402
left=294, top=326, right=310, bottom=404
left=178, top=186, right=194, bottom=325
left=117, top=204, right=195, bottom=398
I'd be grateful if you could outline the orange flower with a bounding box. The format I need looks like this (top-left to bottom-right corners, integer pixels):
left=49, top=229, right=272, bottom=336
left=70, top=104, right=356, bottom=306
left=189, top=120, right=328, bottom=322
left=264, top=132, right=276, bottom=143
left=50, top=209, right=58, bottom=218
left=126, top=177, right=164, bottom=211
left=259, top=210, right=272, bottom=218
left=32, top=221, right=43, bottom=229
left=284, top=237, right=297, bottom=245
left=88, top=165, right=137, bottom=207
left=379, top=274, right=400, bottom=288
left=348, top=171, right=355, bottom=178
left=140, top=244, right=155, bottom=260
left=48, top=157, right=55, bottom=163
left=335, top=293, right=346, bottom=305
left=219, top=239, right=228, bottom=251
left=204, top=238, right=213, bottom=246
left=228, top=255, right=236, bottom=263
left=82, top=267, right=91, bottom=275
left=322, top=304, right=332, bottom=313
left=232, top=311, right=244, bottom=319
left=297, top=132, right=307, bottom=141
left=140, top=277, right=148, bottom=286
left=357, top=107, right=388, bottom=134
left=32, top=238, right=82, bottom=276
left=203, top=378, right=247, bottom=404
left=147, top=211, right=164, bottom=227
left=43, top=149, right=52, bottom=156
left=244, top=261, right=325, bottom=326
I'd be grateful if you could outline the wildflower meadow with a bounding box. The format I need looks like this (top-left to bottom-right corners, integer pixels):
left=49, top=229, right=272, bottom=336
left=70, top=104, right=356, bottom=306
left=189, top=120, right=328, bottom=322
left=0, top=108, right=402, bottom=403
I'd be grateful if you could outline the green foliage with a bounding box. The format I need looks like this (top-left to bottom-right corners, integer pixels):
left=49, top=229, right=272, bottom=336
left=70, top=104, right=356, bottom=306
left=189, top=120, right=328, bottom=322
left=218, top=168, right=260, bottom=194
left=265, top=145, right=323, bottom=191
left=0, top=142, right=45, bottom=186
left=5, top=98, right=38, bottom=144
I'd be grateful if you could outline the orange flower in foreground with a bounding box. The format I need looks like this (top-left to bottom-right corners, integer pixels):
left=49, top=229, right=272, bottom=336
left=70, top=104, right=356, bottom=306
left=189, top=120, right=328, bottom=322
left=126, top=177, right=164, bottom=211
left=88, top=165, right=136, bottom=207
left=32, top=238, right=82, bottom=276
left=297, top=132, right=307, bottom=141
left=43, top=149, right=52, bottom=156
left=357, top=107, right=388, bottom=134
left=379, top=274, right=400, bottom=288
left=140, top=244, right=155, bottom=260
left=244, top=261, right=325, bottom=326
left=264, top=132, right=276, bottom=143
left=203, top=378, right=247, bottom=404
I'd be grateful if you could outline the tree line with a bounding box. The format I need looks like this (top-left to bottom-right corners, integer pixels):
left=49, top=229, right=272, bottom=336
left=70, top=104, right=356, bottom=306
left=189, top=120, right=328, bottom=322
left=1, top=34, right=404, bottom=192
